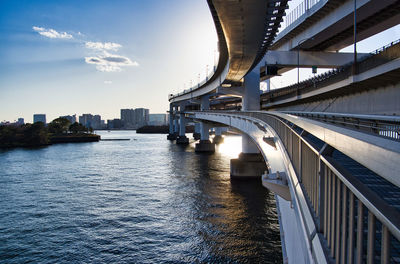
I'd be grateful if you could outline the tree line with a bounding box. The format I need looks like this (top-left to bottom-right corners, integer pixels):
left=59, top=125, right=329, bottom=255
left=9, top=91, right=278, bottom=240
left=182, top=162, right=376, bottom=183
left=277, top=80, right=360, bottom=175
left=0, top=118, right=93, bottom=148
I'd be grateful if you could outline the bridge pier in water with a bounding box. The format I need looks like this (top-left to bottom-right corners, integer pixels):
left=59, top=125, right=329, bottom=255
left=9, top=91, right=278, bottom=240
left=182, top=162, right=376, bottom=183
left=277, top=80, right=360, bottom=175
left=212, top=127, right=224, bottom=144
left=231, top=69, right=267, bottom=178
left=195, top=95, right=215, bottom=152
left=193, top=123, right=201, bottom=140
left=176, top=103, right=189, bottom=144
left=195, top=123, right=215, bottom=152
left=167, top=104, right=177, bottom=140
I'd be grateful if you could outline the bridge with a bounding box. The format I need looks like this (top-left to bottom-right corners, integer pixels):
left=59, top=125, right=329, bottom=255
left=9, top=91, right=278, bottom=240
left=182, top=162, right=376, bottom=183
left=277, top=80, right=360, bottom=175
left=166, top=0, right=400, bottom=263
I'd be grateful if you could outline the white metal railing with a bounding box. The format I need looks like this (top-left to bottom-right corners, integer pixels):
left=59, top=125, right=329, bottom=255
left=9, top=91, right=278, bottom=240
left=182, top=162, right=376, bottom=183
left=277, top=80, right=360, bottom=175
left=189, top=110, right=400, bottom=263
left=282, top=111, right=400, bottom=141
left=169, top=64, right=218, bottom=100
left=280, top=0, right=321, bottom=32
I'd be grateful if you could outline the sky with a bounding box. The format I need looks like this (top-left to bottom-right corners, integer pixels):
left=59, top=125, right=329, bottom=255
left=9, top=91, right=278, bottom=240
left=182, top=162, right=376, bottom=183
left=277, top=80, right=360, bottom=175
left=0, top=0, right=218, bottom=123
left=0, top=0, right=399, bottom=123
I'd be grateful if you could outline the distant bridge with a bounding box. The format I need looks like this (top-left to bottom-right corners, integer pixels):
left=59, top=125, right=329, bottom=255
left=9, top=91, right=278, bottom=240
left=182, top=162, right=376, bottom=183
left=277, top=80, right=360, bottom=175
left=166, top=0, right=400, bottom=263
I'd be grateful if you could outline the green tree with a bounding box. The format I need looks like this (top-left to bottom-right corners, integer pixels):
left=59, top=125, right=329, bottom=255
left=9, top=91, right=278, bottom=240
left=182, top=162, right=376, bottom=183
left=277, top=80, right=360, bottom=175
left=48, top=118, right=71, bottom=135
left=22, top=122, right=49, bottom=146
left=69, top=122, right=88, bottom=134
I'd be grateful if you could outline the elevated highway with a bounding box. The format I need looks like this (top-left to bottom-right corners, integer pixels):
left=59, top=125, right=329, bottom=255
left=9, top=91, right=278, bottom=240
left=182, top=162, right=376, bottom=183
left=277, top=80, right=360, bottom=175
left=166, top=0, right=400, bottom=263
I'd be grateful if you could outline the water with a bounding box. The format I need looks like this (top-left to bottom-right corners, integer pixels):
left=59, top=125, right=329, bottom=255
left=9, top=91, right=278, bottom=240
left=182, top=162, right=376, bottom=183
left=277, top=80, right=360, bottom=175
left=0, top=131, right=282, bottom=263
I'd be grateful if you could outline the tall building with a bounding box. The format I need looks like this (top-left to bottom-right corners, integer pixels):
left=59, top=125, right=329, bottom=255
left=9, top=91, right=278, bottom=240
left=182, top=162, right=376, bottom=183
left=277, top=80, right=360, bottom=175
left=149, top=114, right=167, bottom=126
left=33, top=114, right=46, bottom=124
left=79, top=114, right=93, bottom=128
left=17, top=118, right=24, bottom=125
left=92, top=115, right=101, bottom=129
left=121, top=108, right=149, bottom=128
left=134, top=108, right=149, bottom=128
left=79, top=114, right=102, bottom=129
left=121, top=109, right=135, bottom=128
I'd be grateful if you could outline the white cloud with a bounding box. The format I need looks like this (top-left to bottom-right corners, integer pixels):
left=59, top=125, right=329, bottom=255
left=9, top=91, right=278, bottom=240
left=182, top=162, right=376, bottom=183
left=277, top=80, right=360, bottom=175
left=104, top=80, right=112, bottom=84
left=85, top=52, right=139, bottom=72
left=33, top=26, right=73, bottom=39
left=85, top=41, right=122, bottom=51
left=32, top=26, right=138, bottom=72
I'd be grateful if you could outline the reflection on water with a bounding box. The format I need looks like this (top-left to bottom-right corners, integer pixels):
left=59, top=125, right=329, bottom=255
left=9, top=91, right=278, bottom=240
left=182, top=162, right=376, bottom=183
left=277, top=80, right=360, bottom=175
left=0, top=132, right=281, bottom=263
left=215, top=135, right=242, bottom=158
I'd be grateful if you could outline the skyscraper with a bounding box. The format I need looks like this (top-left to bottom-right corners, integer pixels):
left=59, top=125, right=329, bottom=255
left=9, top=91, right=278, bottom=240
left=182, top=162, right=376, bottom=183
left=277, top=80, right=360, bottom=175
left=33, top=114, right=46, bottom=124
left=79, top=114, right=93, bottom=128
left=121, top=109, right=135, bottom=128
left=121, top=108, right=149, bottom=128
left=134, top=108, right=149, bottom=128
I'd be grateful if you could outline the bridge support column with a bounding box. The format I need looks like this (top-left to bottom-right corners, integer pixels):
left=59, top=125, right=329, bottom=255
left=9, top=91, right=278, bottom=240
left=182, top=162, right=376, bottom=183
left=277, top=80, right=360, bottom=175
left=167, top=104, right=177, bottom=140
left=195, top=95, right=215, bottom=152
left=230, top=134, right=267, bottom=178
left=176, top=103, right=189, bottom=144
left=213, top=127, right=224, bottom=144
left=231, top=69, right=267, bottom=178
left=193, top=123, right=201, bottom=140
left=195, top=122, right=215, bottom=152
left=174, top=106, right=179, bottom=135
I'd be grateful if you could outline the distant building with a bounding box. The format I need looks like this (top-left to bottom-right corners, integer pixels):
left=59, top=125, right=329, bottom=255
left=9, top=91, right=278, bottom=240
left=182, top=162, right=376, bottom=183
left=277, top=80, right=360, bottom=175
left=17, top=118, right=24, bottom=125
left=134, top=108, right=149, bottom=128
left=79, top=114, right=102, bottom=129
left=121, top=109, right=135, bottom=128
left=107, top=119, right=122, bottom=129
left=79, top=114, right=93, bottom=128
left=33, top=114, right=46, bottom=124
left=92, top=115, right=101, bottom=129
left=60, top=115, right=76, bottom=124
left=120, top=108, right=149, bottom=128
left=149, top=114, right=167, bottom=126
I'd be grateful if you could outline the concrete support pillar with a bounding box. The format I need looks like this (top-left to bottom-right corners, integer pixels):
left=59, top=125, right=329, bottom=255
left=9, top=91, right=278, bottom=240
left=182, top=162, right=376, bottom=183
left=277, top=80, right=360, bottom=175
left=167, top=104, right=177, bottom=140
left=195, top=122, right=215, bottom=152
left=193, top=123, right=201, bottom=140
left=231, top=69, right=267, bottom=178
left=200, top=95, right=210, bottom=111
left=200, top=122, right=209, bottom=140
left=179, top=113, right=185, bottom=136
left=176, top=103, right=189, bottom=144
left=266, top=79, right=271, bottom=92
left=213, top=127, right=224, bottom=144
left=242, top=69, right=260, bottom=112
left=174, top=106, right=179, bottom=134
left=195, top=95, right=215, bottom=152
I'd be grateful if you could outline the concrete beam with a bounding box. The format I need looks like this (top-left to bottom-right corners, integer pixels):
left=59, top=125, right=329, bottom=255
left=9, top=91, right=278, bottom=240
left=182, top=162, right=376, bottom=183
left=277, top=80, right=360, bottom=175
left=263, top=50, right=368, bottom=68
left=217, top=86, right=245, bottom=97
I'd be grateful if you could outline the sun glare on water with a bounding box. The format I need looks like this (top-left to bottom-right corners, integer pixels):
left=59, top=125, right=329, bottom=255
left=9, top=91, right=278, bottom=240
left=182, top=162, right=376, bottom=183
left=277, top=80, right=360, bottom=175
left=215, top=135, right=242, bottom=158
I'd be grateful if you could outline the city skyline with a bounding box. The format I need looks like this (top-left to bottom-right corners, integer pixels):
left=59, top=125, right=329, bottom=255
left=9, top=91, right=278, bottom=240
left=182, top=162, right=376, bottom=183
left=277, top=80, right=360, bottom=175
left=1, top=0, right=399, bottom=123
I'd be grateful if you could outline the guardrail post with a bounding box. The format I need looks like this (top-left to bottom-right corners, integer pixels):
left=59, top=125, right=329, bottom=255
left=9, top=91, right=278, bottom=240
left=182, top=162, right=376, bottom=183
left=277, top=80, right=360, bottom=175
left=356, top=201, right=364, bottom=264
left=367, top=212, right=376, bottom=264
left=381, top=225, right=391, bottom=264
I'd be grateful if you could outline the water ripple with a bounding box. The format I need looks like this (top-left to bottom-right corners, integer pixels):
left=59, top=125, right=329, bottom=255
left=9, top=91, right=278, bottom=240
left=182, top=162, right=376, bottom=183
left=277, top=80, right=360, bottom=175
left=0, top=132, right=281, bottom=263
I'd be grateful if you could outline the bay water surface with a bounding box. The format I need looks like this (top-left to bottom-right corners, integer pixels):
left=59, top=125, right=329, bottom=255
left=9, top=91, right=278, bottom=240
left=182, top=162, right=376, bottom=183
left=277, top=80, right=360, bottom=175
left=0, top=131, right=281, bottom=263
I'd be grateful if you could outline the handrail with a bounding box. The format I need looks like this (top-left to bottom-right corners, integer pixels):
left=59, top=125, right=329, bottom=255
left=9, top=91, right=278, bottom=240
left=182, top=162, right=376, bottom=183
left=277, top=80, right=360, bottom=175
left=281, top=0, right=321, bottom=32
left=188, top=110, right=400, bottom=262
left=261, top=38, right=400, bottom=103
left=281, top=111, right=400, bottom=141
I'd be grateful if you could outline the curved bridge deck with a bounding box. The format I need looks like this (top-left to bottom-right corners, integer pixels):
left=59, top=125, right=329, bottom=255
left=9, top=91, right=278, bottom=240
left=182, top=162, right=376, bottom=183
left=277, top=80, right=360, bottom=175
left=187, top=110, right=400, bottom=263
